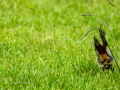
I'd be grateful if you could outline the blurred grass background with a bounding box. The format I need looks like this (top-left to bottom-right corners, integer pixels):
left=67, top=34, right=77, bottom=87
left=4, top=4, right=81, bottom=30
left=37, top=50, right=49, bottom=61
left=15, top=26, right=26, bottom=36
left=0, top=0, right=120, bottom=89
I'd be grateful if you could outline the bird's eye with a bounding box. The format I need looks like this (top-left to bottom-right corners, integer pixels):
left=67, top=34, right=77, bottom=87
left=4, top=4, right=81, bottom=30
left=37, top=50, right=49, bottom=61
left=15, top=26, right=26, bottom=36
left=101, top=61, right=104, bottom=64
left=108, top=60, right=110, bottom=63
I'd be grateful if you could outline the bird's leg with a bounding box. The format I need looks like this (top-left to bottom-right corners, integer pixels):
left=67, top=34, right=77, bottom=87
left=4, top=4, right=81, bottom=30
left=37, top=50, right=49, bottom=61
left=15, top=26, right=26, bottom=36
left=111, top=67, right=114, bottom=72
left=101, top=67, right=105, bottom=74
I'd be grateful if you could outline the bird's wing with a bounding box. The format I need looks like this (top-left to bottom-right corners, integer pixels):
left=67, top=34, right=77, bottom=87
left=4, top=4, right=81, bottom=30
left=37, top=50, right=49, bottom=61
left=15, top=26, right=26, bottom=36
left=99, top=29, right=108, bottom=47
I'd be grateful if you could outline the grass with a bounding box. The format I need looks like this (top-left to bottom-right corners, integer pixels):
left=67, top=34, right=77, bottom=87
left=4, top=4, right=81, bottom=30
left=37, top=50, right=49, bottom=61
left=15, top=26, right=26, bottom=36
left=0, top=0, right=120, bottom=89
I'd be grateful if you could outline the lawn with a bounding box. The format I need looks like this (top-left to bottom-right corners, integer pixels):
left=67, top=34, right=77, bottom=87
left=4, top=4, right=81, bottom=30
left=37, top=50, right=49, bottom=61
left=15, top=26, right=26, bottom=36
left=0, top=0, right=120, bottom=89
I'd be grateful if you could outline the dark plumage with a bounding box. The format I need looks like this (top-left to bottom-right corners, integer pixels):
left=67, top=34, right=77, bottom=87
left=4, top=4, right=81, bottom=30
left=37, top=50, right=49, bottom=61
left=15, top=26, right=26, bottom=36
left=94, top=29, right=113, bottom=71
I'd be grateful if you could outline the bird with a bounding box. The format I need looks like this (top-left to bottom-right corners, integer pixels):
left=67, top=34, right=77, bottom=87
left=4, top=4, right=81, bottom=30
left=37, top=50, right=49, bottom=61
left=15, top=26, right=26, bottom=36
left=94, top=29, right=114, bottom=71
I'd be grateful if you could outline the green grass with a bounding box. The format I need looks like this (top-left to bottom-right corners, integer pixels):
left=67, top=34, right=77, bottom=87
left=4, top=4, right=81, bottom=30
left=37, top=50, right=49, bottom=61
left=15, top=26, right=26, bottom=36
left=0, top=0, right=120, bottom=89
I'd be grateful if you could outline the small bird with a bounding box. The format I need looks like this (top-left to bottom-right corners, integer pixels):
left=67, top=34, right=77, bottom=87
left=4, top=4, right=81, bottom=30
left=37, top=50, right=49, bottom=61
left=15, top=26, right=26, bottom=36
left=94, top=29, right=113, bottom=71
